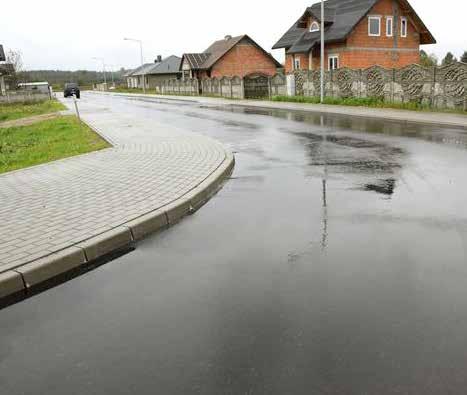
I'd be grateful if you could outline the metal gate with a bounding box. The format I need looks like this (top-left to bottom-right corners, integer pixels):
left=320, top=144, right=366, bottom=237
left=244, top=74, right=270, bottom=99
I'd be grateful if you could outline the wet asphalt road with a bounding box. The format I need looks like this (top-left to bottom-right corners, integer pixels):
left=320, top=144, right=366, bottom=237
left=2, top=93, right=467, bottom=395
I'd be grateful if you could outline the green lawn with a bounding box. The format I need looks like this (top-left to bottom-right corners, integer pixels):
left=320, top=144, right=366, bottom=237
left=0, top=100, right=66, bottom=123
left=0, top=115, right=110, bottom=174
left=272, top=95, right=467, bottom=115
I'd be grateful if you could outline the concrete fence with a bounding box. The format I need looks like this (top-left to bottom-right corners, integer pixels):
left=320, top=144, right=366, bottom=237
left=291, top=61, right=467, bottom=110
left=154, top=73, right=287, bottom=100
left=0, top=91, right=52, bottom=104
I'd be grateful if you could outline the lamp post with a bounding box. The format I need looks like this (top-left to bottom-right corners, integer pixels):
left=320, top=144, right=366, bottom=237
left=320, top=0, right=325, bottom=103
left=92, top=57, right=107, bottom=90
left=124, top=37, right=145, bottom=93
left=107, top=64, right=118, bottom=88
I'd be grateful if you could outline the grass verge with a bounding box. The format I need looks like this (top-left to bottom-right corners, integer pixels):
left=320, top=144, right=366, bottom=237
left=0, top=100, right=66, bottom=123
left=272, top=96, right=467, bottom=115
left=0, top=115, right=110, bottom=174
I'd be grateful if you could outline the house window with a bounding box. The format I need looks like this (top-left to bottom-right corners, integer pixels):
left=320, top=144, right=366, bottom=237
left=401, top=17, right=408, bottom=37
left=328, top=55, right=339, bottom=70
left=310, top=22, right=320, bottom=32
left=368, top=16, right=381, bottom=36
left=386, top=16, right=393, bottom=37
left=294, top=57, right=301, bottom=70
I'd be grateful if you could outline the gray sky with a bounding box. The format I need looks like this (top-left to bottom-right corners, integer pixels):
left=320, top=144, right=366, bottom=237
left=2, top=0, right=466, bottom=71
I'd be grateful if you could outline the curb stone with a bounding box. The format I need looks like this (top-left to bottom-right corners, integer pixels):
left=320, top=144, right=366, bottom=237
left=0, top=271, right=25, bottom=299
left=0, top=148, right=234, bottom=306
left=15, top=247, right=86, bottom=288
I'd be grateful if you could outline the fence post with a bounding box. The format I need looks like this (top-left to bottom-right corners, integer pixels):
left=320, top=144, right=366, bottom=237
left=268, top=77, right=272, bottom=100
left=431, top=66, right=436, bottom=109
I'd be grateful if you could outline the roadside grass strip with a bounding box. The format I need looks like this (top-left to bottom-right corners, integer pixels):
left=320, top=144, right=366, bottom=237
left=0, top=115, right=110, bottom=174
left=272, top=95, right=467, bottom=115
left=0, top=100, right=66, bottom=123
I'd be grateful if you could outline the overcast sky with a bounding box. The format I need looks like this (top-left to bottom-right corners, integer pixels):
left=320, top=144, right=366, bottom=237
left=2, top=0, right=466, bottom=71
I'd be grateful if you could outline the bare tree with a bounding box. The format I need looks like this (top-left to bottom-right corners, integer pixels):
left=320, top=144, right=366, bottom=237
left=6, top=49, right=23, bottom=73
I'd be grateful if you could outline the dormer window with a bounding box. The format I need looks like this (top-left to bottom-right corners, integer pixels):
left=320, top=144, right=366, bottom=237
left=310, top=22, right=320, bottom=32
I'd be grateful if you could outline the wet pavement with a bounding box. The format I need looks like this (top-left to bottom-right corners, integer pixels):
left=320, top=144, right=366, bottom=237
left=2, top=93, right=467, bottom=394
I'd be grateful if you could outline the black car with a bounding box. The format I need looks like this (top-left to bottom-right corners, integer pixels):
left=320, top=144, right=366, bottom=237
left=64, top=83, right=80, bottom=99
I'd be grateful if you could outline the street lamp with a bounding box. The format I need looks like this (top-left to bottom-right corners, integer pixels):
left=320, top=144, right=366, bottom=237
left=92, top=57, right=107, bottom=89
left=107, top=64, right=119, bottom=88
left=124, top=37, right=146, bottom=93
left=320, top=0, right=325, bottom=103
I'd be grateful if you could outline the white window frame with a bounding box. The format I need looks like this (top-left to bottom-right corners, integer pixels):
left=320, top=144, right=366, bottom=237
left=401, top=17, right=408, bottom=38
left=310, top=22, right=320, bottom=32
left=386, top=16, right=393, bottom=37
left=294, top=57, right=301, bottom=70
left=328, top=55, right=339, bottom=71
left=309, top=52, right=313, bottom=70
left=368, top=16, right=381, bottom=37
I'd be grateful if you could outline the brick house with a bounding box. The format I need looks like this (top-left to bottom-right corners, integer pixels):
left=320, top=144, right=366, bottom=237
left=273, top=0, right=436, bottom=73
left=181, top=35, right=281, bottom=79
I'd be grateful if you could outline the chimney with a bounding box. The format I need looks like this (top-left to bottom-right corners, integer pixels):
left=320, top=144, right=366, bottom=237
left=155, top=55, right=162, bottom=63
left=224, top=35, right=232, bottom=41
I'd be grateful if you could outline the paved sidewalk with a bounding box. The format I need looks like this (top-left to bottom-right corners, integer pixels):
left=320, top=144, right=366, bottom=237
left=107, top=92, right=467, bottom=129
left=0, top=94, right=233, bottom=298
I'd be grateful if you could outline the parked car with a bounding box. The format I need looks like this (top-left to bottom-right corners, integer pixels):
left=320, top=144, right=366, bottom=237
left=64, top=83, right=80, bottom=98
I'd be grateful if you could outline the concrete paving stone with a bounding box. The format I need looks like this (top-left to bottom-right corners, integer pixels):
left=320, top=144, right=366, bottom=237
left=0, top=271, right=25, bottom=299
left=15, top=247, right=86, bottom=288
left=0, top=93, right=233, bottom=288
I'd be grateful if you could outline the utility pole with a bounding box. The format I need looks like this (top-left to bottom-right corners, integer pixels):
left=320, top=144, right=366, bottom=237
left=124, top=38, right=146, bottom=93
left=320, top=0, right=325, bottom=103
left=92, top=57, right=107, bottom=90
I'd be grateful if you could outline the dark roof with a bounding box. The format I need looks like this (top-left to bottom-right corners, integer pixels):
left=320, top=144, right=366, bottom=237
left=201, top=35, right=246, bottom=70
left=0, top=45, right=5, bottom=62
left=146, top=55, right=182, bottom=75
left=273, top=0, right=435, bottom=53
left=183, top=53, right=211, bottom=70
left=130, top=63, right=157, bottom=76
left=182, top=35, right=282, bottom=71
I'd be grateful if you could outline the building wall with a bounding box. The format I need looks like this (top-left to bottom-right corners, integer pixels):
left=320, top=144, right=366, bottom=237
left=210, top=38, right=278, bottom=78
left=344, top=0, right=421, bottom=68
left=284, top=0, right=423, bottom=73
left=146, top=74, right=180, bottom=88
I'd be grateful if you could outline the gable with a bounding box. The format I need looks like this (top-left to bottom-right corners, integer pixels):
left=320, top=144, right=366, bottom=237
left=187, top=35, right=281, bottom=71
left=210, top=36, right=282, bottom=69
left=273, top=0, right=434, bottom=51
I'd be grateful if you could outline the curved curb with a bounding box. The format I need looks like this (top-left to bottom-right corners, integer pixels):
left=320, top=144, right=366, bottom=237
left=0, top=150, right=235, bottom=307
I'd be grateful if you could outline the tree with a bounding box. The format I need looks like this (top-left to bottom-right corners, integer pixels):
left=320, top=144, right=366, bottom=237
left=461, top=51, right=467, bottom=63
left=420, top=50, right=438, bottom=67
left=6, top=49, right=23, bottom=73
left=442, top=52, right=457, bottom=66
left=5, top=49, right=24, bottom=88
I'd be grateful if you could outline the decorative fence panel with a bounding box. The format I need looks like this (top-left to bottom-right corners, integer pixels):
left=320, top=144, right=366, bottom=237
left=292, top=61, right=467, bottom=110
left=151, top=63, right=465, bottom=110
left=154, top=74, right=285, bottom=100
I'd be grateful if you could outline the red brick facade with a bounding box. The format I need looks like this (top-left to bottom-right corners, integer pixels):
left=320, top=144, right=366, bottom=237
left=211, top=39, right=279, bottom=78
left=285, top=0, right=424, bottom=73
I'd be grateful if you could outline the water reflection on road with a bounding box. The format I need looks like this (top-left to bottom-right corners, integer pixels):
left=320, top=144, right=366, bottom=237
left=1, top=94, right=467, bottom=395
